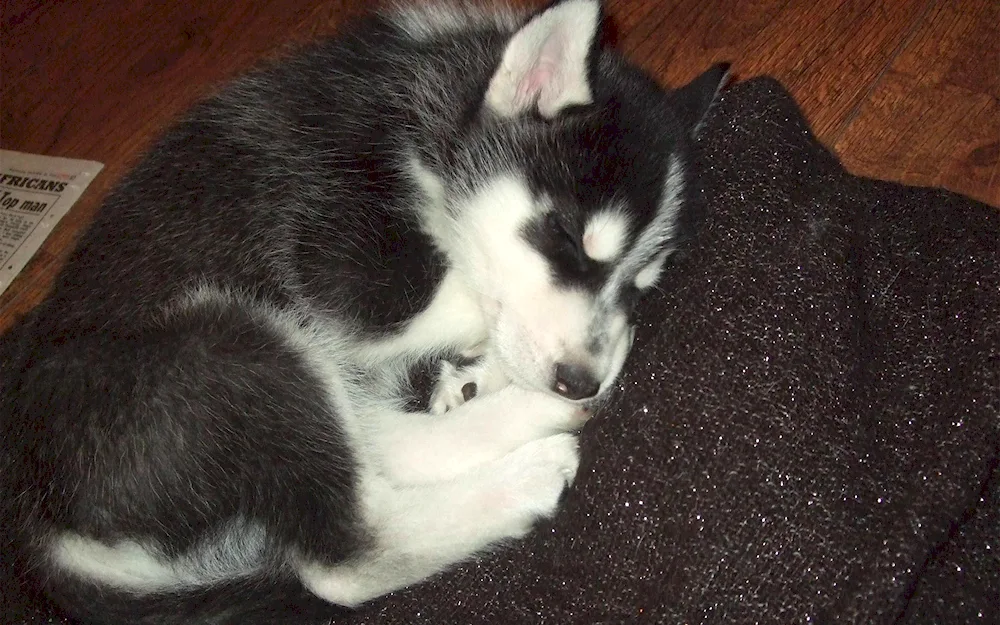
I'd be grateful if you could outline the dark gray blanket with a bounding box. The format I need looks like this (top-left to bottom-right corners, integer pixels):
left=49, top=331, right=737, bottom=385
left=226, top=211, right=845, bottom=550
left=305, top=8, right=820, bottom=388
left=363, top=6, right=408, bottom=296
left=8, top=78, right=997, bottom=624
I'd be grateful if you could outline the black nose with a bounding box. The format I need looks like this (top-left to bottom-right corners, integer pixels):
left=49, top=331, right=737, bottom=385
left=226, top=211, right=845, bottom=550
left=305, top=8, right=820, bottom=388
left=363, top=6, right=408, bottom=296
left=553, top=363, right=600, bottom=400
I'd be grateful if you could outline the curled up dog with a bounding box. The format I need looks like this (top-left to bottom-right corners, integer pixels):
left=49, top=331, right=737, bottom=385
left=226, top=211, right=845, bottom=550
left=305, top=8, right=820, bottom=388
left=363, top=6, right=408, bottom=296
left=0, top=1, right=727, bottom=623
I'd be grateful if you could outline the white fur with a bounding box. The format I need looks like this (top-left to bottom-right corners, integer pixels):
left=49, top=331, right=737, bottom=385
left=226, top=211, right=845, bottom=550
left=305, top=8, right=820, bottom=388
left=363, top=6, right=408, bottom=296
left=634, top=249, right=670, bottom=289
left=444, top=177, right=597, bottom=393
left=299, top=433, right=579, bottom=607
left=52, top=536, right=184, bottom=590
left=583, top=209, right=630, bottom=261
left=408, top=153, right=451, bottom=249
left=485, top=0, right=600, bottom=118
left=376, top=385, right=584, bottom=485
left=592, top=307, right=634, bottom=395
left=53, top=518, right=268, bottom=591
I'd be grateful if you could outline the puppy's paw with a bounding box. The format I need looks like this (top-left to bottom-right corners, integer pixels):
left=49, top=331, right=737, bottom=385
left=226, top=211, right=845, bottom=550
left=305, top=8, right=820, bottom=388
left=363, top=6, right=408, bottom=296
left=490, top=433, right=580, bottom=536
left=429, top=357, right=510, bottom=414
left=429, top=360, right=474, bottom=415
left=498, top=386, right=593, bottom=435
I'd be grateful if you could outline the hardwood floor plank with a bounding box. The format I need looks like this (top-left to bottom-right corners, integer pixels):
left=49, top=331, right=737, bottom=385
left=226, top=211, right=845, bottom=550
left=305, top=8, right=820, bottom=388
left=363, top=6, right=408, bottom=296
left=605, top=0, right=931, bottom=141
left=835, top=0, right=1000, bottom=206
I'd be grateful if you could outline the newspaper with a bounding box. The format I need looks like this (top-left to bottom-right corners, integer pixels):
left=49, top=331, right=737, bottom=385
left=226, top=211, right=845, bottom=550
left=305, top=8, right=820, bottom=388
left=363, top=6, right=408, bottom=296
left=0, top=150, right=103, bottom=296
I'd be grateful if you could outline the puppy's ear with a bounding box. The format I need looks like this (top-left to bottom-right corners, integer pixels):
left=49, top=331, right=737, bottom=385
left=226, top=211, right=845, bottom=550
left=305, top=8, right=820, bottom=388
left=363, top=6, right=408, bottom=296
left=484, top=0, right=602, bottom=119
left=671, top=63, right=732, bottom=137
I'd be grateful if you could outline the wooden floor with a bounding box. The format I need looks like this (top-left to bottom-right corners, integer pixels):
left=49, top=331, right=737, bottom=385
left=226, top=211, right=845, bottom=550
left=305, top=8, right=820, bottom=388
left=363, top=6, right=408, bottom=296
left=1, top=0, right=997, bottom=331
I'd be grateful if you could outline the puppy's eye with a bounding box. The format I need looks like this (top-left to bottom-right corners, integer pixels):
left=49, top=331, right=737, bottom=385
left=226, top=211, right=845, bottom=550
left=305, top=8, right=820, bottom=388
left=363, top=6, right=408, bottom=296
left=547, top=213, right=580, bottom=255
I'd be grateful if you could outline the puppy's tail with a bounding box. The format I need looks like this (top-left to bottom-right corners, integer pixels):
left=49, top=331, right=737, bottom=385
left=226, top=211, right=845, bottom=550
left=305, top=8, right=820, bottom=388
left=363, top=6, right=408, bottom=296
left=45, top=575, right=353, bottom=625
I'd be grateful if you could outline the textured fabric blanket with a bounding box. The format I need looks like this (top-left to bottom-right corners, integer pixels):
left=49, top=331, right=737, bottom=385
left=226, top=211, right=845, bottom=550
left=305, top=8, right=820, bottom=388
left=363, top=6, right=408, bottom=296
left=7, top=78, right=997, bottom=624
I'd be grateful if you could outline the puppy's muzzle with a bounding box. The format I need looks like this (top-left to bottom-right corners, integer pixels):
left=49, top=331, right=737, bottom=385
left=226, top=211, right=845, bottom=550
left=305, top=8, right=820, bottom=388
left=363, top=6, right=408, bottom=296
left=553, top=362, right=600, bottom=400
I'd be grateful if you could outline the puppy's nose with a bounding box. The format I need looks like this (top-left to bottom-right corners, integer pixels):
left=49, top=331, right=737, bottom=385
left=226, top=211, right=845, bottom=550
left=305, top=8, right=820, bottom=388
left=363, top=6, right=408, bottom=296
left=553, top=363, right=600, bottom=400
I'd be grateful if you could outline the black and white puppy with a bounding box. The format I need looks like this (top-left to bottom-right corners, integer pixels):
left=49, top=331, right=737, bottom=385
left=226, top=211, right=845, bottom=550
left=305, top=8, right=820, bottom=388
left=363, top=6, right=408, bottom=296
left=0, top=1, right=727, bottom=623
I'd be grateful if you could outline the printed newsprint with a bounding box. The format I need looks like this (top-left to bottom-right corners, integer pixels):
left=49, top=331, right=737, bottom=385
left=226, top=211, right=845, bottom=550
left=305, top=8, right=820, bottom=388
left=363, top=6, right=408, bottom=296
left=0, top=150, right=103, bottom=296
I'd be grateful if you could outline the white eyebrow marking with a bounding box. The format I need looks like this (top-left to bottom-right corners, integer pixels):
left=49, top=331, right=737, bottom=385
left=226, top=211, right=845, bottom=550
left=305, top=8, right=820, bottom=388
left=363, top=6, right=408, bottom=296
left=582, top=209, right=630, bottom=261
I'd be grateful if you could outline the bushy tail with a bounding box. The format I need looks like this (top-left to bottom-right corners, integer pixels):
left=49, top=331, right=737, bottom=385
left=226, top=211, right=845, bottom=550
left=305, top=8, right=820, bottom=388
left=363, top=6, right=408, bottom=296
left=49, top=576, right=353, bottom=625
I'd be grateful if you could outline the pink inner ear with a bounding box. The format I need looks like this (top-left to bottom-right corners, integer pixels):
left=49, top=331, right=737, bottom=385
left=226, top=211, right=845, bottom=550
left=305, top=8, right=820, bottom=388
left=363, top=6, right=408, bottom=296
left=516, top=62, right=556, bottom=106
left=515, top=32, right=568, bottom=111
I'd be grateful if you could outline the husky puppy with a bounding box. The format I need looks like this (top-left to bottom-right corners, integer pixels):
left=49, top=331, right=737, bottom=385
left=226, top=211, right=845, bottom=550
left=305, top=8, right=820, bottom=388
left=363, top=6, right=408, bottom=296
left=0, top=1, right=727, bottom=623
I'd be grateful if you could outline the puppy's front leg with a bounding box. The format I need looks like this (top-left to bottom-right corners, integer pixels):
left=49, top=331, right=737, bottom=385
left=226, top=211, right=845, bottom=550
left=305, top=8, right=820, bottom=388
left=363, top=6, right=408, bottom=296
left=298, top=433, right=580, bottom=607
left=374, top=387, right=589, bottom=486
